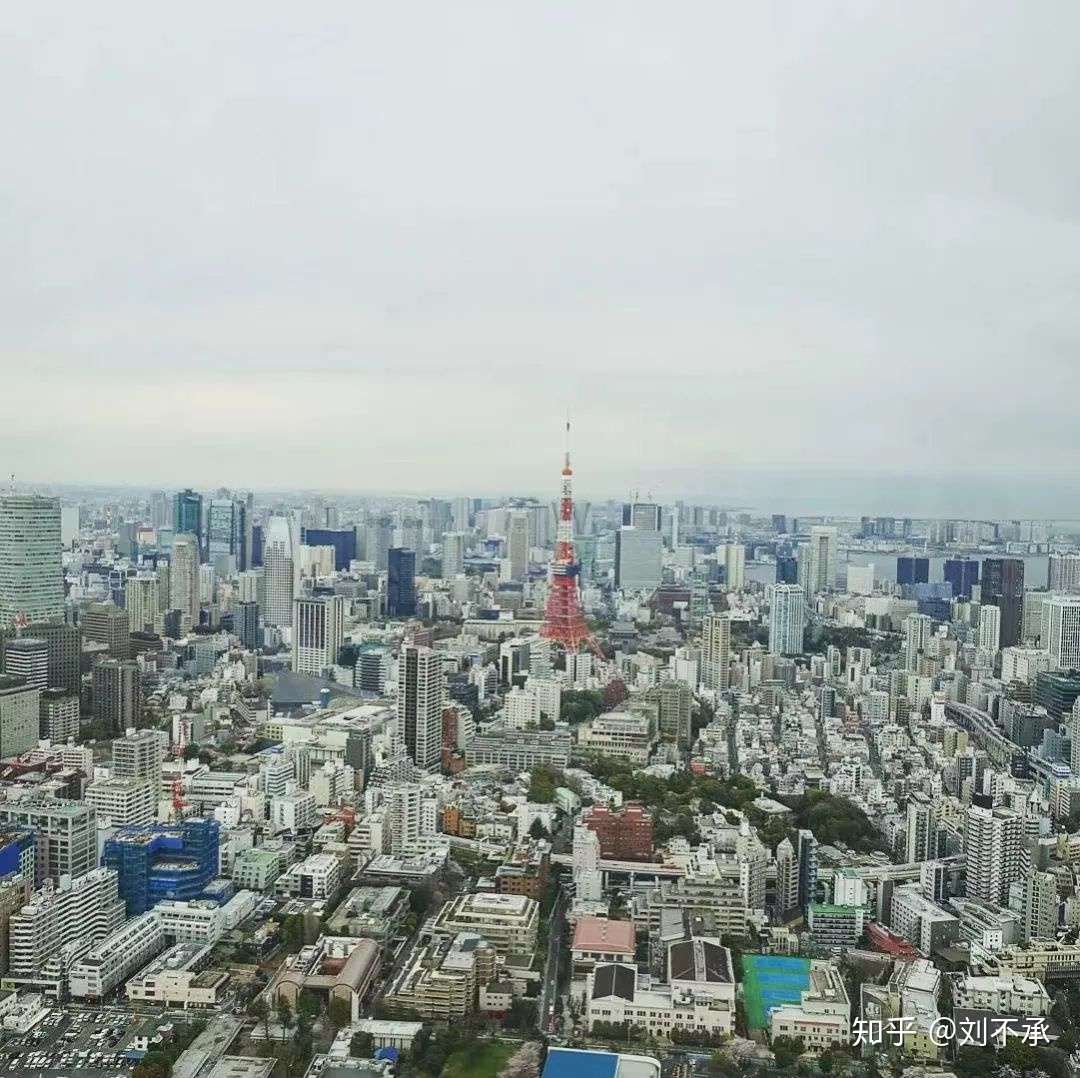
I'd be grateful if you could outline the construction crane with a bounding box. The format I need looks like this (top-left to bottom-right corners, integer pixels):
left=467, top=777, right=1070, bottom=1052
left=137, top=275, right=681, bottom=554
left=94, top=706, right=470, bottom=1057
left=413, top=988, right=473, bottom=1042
left=171, top=718, right=189, bottom=821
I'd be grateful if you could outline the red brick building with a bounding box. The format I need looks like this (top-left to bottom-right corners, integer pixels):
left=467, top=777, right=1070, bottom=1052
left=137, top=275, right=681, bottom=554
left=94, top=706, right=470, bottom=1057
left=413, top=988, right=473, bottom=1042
left=581, top=802, right=654, bottom=862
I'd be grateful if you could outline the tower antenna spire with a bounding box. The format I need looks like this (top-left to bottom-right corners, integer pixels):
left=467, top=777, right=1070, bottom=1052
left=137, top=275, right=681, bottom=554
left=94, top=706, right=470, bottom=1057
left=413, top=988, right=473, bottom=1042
left=541, top=421, right=601, bottom=657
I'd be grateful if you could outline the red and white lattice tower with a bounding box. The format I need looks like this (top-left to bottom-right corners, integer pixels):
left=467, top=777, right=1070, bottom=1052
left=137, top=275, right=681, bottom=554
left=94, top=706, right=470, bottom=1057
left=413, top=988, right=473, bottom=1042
left=540, top=429, right=603, bottom=657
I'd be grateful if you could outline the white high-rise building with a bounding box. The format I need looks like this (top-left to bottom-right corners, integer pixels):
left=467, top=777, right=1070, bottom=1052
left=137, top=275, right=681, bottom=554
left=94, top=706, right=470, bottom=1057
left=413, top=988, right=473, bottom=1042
left=846, top=564, right=874, bottom=595
left=8, top=868, right=125, bottom=980
left=125, top=574, right=159, bottom=635
left=903, top=614, right=933, bottom=673
left=112, top=728, right=167, bottom=792
left=263, top=516, right=296, bottom=627
left=505, top=687, right=541, bottom=730
left=614, top=527, right=663, bottom=591
left=1044, top=594, right=1080, bottom=671
left=978, top=604, right=1002, bottom=653
left=905, top=792, right=937, bottom=863
left=508, top=512, right=530, bottom=581
left=1048, top=554, right=1080, bottom=594
left=0, top=494, right=64, bottom=628
left=572, top=825, right=603, bottom=903
left=769, top=585, right=805, bottom=656
left=806, top=526, right=838, bottom=595
left=442, top=532, right=466, bottom=578
left=292, top=594, right=346, bottom=676
left=964, top=800, right=1022, bottom=905
left=722, top=544, right=745, bottom=591
left=168, top=534, right=200, bottom=633
left=385, top=782, right=425, bottom=855
left=396, top=644, right=445, bottom=772
left=700, top=613, right=731, bottom=692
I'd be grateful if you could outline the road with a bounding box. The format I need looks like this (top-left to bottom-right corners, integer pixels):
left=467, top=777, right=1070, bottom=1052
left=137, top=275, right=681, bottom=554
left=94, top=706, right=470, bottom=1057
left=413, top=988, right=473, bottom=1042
left=537, top=887, right=567, bottom=1033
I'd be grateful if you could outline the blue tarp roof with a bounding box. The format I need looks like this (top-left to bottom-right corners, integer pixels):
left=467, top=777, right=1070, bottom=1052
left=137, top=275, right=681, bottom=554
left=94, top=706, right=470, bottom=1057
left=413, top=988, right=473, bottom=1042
left=543, top=1048, right=618, bottom=1078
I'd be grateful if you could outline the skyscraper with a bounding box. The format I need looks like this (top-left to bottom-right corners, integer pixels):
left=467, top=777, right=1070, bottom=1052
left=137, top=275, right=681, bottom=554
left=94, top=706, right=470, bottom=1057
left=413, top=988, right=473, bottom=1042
left=1049, top=554, right=1080, bottom=594
left=442, top=532, right=466, bottom=578
left=614, top=527, right=662, bottom=591
left=722, top=543, right=745, bottom=591
left=292, top=594, right=345, bottom=676
left=905, top=791, right=938, bottom=862
left=622, top=503, right=661, bottom=531
left=172, top=490, right=203, bottom=554
left=769, top=585, right=805, bottom=656
left=112, top=728, right=167, bottom=791
left=168, top=534, right=200, bottom=633
left=1044, top=594, right=1080, bottom=671
left=81, top=602, right=130, bottom=660
left=2, top=637, right=49, bottom=691
left=0, top=494, right=64, bottom=627
left=92, top=659, right=142, bottom=734
left=806, top=526, right=838, bottom=594
left=775, top=556, right=798, bottom=584
left=977, top=604, right=1001, bottom=653
left=0, top=676, right=40, bottom=758
left=364, top=517, right=393, bottom=572
left=124, top=574, right=159, bottom=635
left=263, top=516, right=296, bottom=626
left=206, top=498, right=247, bottom=571
left=964, top=796, right=1022, bottom=905
left=387, top=548, right=417, bottom=618
left=700, top=613, right=731, bottom=692
left=507, top=511, right=530, bottom=581
left=944, top=558, right=979, bottom=601
left=397, top=644, right=444, bottom=772
left=897, top=556, right=930, bottom=587
left=981, top=557, right=1024, bottom=649
left=233, top=599, right=260, bottom=651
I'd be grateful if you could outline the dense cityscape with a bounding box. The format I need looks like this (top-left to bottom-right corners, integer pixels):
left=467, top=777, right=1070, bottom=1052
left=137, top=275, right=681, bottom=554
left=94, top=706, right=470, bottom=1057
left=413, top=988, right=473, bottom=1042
left=0, top=455, right=1078, bottom=1078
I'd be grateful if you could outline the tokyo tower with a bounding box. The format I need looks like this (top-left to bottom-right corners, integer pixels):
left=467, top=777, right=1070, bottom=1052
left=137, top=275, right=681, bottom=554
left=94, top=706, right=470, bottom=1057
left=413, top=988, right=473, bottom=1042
left=540, top=425, right=602, bottom=656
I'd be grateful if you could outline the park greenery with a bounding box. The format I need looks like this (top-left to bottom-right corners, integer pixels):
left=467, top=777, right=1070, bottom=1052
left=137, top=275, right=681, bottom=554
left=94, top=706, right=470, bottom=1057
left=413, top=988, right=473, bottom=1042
left=581, top=755, right=886, bottom=854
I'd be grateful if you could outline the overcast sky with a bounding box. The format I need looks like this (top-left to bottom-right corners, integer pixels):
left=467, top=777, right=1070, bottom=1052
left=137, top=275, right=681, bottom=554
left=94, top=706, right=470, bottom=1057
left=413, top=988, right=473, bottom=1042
left=3, top=3, right=1079, bottom=509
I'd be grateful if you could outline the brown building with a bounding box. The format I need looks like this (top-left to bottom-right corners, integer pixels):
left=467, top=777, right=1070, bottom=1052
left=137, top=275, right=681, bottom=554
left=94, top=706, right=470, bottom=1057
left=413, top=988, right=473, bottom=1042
left=581, top=802, right=654, bottom=862
left=442, top=804, right=477, bottom=839
left=495, top=840, right=550, bottom=901
left=81, top=603, right=131, bottom=660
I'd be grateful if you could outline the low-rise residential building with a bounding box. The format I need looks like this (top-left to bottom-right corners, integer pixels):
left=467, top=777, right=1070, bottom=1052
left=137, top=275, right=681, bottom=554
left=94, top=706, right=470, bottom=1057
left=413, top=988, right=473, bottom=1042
left=154, top=891, right=258, bottom=945
left=807, top=904, right=865, bottom=948
left=495, top=840, right=550, bottom=901
left=577, top=712, right=655, bottom=764
left=890, top=884, right=960, bottom=956
left=325, top=886, right=411, bottom=941
left=232, top=848, right=283, bottom=891
left=428, top=892, right=539, bottom=957
left=384, top=932, right=496, bottom=1020
left=951, top=974, right=1052, bottom=1017
left=274, top=853, right=346, bottom=901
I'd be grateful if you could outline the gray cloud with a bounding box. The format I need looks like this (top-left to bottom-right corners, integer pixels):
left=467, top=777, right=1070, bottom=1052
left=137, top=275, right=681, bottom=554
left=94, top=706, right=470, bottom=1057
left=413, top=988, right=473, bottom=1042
left=2, top=2, right=1078, bottom=507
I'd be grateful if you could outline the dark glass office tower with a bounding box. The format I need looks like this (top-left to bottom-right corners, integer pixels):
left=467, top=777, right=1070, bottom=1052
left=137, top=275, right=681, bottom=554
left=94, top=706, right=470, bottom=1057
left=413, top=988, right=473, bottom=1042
left=387, top=547, right=417, bottom=617
left=897, top=556, right=930, bottom=586
left=944, top=558, right=980, bottom=601
left=981, top=557, right=1024, bottom=648
left=172, top=490, right=203, bottom=554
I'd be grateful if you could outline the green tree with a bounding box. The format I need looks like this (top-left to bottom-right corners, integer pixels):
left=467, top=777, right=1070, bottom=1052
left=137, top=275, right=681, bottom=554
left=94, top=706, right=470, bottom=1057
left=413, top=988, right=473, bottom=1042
left=275, top=996, right=294, bottom=1042
left=250, top=996, right=272, bottom=1042
left=772, top=1035, right=805, bottom=1069
left=328, top=997, right=352, bottom=1028
left=349, top=1030, right=374, bottom=1058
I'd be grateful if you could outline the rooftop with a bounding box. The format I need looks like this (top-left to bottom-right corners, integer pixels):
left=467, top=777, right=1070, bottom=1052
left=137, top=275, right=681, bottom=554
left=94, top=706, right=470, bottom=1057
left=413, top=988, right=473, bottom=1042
left=572, top=917, right=635, bottom=954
